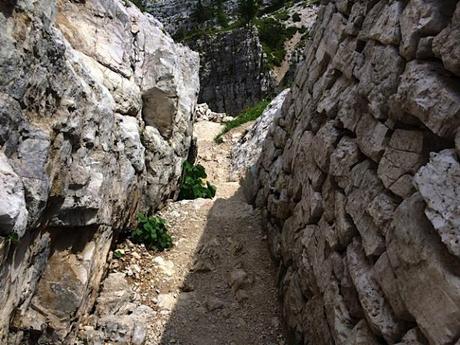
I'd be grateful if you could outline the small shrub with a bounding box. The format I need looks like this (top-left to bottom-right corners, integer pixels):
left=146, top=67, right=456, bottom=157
left=256, top=17, right=298, bottom=67
left=192, top=0, right=214, bottom=23
left=292, top=12, right=301, bottom=22
left=215, top=99, right=271, bottom=143
left=131, top=213, right=172, bottom=251
left=216, top=8, right=229, bottom=27
left=238, top=0, right=259, bottom=24
left=274, top=9, right=290, bottom=21
left=179, top=161, right=217, bottom=200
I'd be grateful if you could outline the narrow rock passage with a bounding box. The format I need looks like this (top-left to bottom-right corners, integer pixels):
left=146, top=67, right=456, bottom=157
left=113, top=120, right=284, bottom=345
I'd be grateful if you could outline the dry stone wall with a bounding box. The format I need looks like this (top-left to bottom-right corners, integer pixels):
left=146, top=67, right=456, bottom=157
left=252, top=1, right=460, bottom=344
left=0, top=0, right=199, bottom=343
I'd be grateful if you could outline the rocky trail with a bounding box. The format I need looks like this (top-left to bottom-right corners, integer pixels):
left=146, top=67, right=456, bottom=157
left=110, top=120, right=285, bottom=345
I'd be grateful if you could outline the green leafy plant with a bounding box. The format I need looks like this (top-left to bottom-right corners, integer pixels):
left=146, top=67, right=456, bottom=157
left=5, top=233, right=19, bottom=244
left=215, top=98, right=271, bottom=143
left=179, top=161, right=217, bottom=200
left=131, top=214, right=172, bottom=251
left=113, top=249, right=125, bottom=259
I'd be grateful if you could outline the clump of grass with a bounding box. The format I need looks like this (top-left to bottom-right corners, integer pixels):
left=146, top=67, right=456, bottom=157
left=214, top=99, right=271, bottom=143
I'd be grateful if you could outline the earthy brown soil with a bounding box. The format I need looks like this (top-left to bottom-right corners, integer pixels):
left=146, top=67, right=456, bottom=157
left=111, top=121, right=285, bottom=345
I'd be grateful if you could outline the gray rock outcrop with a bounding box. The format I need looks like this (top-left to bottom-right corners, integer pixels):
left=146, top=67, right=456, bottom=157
left=251, top=1, right=460, bottom=344
left=189, top=26, right=274, bottom=115
left=77, top=273, right=154, bottom=345
left=231, top=88, right=289, bottom=181
left=0, top=0, right=199, bottom=343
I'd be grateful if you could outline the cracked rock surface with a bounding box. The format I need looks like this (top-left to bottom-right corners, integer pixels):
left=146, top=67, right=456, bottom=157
left=251, top=1, right=460, bottom=344
left=0, top=0, right=198, bottom=342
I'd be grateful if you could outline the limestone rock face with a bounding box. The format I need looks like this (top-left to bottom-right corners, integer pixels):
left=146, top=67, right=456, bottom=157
left=77, top=273, right=154, bottom=345
left=231, top=88, right=290, bottom=181
left=0, top=0, right=199, bottom=343
left=252, top=0, right=460, bottom=344
left=189, top=26, right=274, bottom=115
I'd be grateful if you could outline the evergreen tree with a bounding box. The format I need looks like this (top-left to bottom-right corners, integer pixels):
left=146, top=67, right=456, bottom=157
left=193, top=0, right=214, bottom=23
left=238, top=0, right=259, bottom=24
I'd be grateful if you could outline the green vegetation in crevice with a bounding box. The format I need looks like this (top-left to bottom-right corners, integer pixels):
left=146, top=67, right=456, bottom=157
left=179, top=161, right=217, bottom=200
left=5, top=233, right=19, bottom=245
left=214, top=98, right=271, bottom=143
left=256, top=17, right=298, bottom=67
left=174, top=0, right=231, bottom=41
left=173, top=20, right=242, bottom=43
left=131, top=213, right=173, bottom=251
left=113, top=249, right=125, bottom=259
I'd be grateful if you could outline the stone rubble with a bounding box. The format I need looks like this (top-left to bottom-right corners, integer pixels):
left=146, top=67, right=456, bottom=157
left=194, top=103, right=229, bottom=123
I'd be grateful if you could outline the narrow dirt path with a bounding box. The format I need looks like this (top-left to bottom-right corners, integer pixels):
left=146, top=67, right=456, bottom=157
left=112, top=120, right=285, bottom=345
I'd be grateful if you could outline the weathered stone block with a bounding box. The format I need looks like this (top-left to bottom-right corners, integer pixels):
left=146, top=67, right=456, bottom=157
left=360, top=0, right=403, bottom=45
left=356, top=112, right=390, bottom=162
left=345, top=320, right=380, bottom=345
left=312, top=121, right=341, bottom=173
left=330, top=137, right=362, bottom=190
left=377, top=129, right=425, bottom=196
left=391, top=61, right=460, bottom=138
left=373, top=252, right=411, bottom=321
left=387, top=193, right=460, bottom=345
left=414, top=150, right=460, bottom=258
left=357, top=43, right=405, bottom=120
left=400, top=0, right=456, bottom=60
left=367, top=192, right=399, bottom=231
left=395, top=328, right=429, bottom=345
left=433, top=2, right=460, bottom=76
left=347, top=240, right=404, bottom=343
left=324, top=278, right=354, bottom=345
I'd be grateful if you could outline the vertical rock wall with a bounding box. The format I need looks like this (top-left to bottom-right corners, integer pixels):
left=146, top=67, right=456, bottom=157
left=190, top=26, right=274, bottom=115
left=253, top=1, right=460, bottom=344
left=0, top=0, right=199, bottom=343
